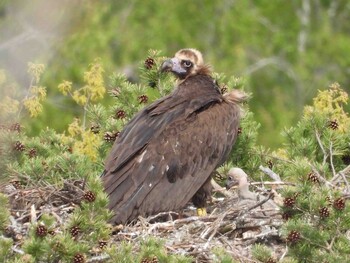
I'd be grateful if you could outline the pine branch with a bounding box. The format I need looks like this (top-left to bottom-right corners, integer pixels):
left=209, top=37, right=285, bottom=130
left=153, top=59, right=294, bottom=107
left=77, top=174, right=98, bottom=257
left=309, top=164, right=334, bottom=188
left=329, top=141, right=337, bottom=178
left=259, top=165, right=281, bottom=182
left=331, top=165, right=350, bottom=187
left=315, top=129, right=328, bottom=165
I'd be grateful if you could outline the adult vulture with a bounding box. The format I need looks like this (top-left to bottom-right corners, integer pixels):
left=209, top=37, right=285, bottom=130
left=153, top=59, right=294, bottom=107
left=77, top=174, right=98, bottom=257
left=102, top=49, right=245, bottom=224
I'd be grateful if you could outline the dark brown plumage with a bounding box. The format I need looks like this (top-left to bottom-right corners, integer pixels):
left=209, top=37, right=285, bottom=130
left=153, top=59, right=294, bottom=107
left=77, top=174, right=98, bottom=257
left=102, top=48, right=244, bottom=224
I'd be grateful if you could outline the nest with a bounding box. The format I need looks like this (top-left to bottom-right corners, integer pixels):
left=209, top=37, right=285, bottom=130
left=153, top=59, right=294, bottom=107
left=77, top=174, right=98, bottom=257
left=2, top=176, right=286, bottom=262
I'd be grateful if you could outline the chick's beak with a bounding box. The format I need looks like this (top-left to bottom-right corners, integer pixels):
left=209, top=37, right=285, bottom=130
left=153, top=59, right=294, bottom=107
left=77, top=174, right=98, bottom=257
left=225, top=178, right=238, bottom=190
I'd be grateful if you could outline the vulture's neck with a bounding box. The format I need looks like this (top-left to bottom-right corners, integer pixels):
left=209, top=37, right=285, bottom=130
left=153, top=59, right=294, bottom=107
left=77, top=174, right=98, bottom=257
left=176, top=74, right=219, bottom=97
left=238, top=178, right=258, bottom=201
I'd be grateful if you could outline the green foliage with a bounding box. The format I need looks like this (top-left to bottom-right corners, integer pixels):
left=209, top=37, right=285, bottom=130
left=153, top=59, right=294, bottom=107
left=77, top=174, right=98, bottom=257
left=0, top=194, right=10, bottom=233
left=106, top=238, right=193, bottom=263
left=1, top=48, right=349, bottom=262
left=274, top=84, right=350, bottom=262
left=212, top=247, right=238, bottom=263
left=22, top=0, right=346, bottom=147
left=0, top=194, right=12, bottom=262
left=0, top=50, right=198, bottom=262
left=0, top=236, right=13, bottom=263
left=251, top=244, right=274, bottom=263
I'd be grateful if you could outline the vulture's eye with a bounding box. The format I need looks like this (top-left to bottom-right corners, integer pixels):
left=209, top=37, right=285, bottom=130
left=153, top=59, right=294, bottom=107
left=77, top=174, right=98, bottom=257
left=228, top=176, right=233, bottom=181
left=183, top=60, right=192, bottom=68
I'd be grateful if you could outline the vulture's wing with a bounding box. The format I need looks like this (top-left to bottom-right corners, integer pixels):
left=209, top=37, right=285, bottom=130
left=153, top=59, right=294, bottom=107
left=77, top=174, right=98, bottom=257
left=103, top=84, right=240, bottom=224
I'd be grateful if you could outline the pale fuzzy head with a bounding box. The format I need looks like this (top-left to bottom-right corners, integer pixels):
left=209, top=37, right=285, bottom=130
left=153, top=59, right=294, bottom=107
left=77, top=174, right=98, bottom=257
left=160, top=48, right=211, bottom=79
left=225, top=167, right=249, bottom=190
left=175, top=48, right=204, bottom=69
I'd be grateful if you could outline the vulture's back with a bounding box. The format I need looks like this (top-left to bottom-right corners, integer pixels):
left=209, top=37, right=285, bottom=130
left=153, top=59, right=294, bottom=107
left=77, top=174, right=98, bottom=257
left=102, top=74, right=241, bottom=224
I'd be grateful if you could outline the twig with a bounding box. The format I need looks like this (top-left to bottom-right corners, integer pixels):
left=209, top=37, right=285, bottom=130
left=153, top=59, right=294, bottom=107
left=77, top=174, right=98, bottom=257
left=12, top=246, right=25, bottom=255
left=239, top=192, right=275, bottom=216
left=259, top=166, right=281, bottom=182
left=30, top=204, right=37, bottom=223
left=310, top=165, right=334, bottom=188
left=329, top=142, right=337, bottom=178
left=279, top=245, right=288, bottom=261
left=147, top=211, right=179, bottom=223
left=87, top=254, right=110, bottom=262
left=315, top=130, right=328, bottom=165
left=202, top=212, right=227, bottom=248
left=331, top=165, right=350, bottom=186
left=211, top=179, right=233, bottom=197
left=250, top=181, right=295, bottom=186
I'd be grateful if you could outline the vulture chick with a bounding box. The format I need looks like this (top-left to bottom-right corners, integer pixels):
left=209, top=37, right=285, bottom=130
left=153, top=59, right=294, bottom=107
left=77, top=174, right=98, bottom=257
left=225, top=168, right=280, bottom=211
left=102, top=49, right=245, bottom=224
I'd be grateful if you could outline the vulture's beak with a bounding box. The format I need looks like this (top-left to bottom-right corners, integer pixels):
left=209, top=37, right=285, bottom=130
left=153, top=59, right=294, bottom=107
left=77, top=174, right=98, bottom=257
left=160, top=58, right=187, bottom=75
left=225, top=178, right=239, bottom=190
left=160, top=59, right=173, bottom=72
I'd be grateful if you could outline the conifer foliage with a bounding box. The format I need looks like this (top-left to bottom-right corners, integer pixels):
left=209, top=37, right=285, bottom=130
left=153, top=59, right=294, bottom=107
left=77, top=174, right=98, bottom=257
left=275, top=84, right=350, bottom=262
left=0, top=50, right=349, bottom=262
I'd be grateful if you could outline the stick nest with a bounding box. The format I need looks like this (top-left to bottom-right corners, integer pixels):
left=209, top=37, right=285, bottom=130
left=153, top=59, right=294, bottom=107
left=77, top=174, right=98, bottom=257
left=2, top=179, right=285, bottom=262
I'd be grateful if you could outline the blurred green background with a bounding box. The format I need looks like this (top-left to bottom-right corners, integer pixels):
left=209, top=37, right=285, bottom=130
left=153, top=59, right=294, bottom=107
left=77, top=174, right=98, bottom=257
left=1, top=0, right=349, bottom=148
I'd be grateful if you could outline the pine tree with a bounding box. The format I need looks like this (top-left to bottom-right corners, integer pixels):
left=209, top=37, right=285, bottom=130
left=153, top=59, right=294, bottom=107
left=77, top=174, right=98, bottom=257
left=275, top=83, right=350, bottom=262
left=1, top=50, right=349, bottom=262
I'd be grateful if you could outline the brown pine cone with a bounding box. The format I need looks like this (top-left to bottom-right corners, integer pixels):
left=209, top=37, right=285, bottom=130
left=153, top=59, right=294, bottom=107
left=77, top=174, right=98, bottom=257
left=35, top=225, right=48, bottom=237
left=83, top=191, right=96, bottom=203
left=287, top=230, right=301, bottom=243
left=72, top=253, right=85, bottom=263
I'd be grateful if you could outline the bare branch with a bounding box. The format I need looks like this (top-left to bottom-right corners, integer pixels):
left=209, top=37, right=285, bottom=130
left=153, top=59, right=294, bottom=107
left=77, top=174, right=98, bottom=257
left=259, top=165, right=281, bottom=182
left=211, top=179, right=233, bottom=197
left=315, top=130, right=328, bottom=165
left=329, top=142, right=337, bottom=177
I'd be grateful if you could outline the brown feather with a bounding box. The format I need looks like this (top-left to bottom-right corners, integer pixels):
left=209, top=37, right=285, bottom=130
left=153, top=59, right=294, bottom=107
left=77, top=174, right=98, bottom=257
left=102, top=51, right=242, bottom=224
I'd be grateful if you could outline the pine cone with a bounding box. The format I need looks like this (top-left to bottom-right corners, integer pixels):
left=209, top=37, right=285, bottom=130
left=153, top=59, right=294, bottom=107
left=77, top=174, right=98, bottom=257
left=104, top=131, right=119, bottom=142
left=333, top=198, right=346, bottom=210
left=13, top=141, right=25, bottom=152
left=282, top=211, right=293, bottom=221
left=70, top=226, right=81, bottom=238
left=328, top=119, right=339, bottom=130
left=83, top=191, right=96, bottom=202
left=73, top=253, right=85, bottom=263
left=266, top=258, right=277, bottom=263
left=140, top=256, right=159, bottom=263
left=98, top=240, right=108, bottom=249
left=283, top=197, right=296, bottom=208
left=28, top=148, right=37, bottom=158
left=90, top=124, right=100, bottom=134
left=35, top=225, right=48, bottom=237
left=266, top=160, right=274, bottom=169
left=10, top=123, right=21, bottom=132
left=342, top=154, right=350, bottom=165
left=144, top=57, right=155, bottom=69
left=115, top=109, right=126, bottom=119
left=11, top=180, right=22, bottom=189
left=307, top=172, right=319, bottom=184
left=319, top=207, right=330, bottom=218
left=138, top=95, right=148, bottom=104
left=287, top=230, right=301, bottom=243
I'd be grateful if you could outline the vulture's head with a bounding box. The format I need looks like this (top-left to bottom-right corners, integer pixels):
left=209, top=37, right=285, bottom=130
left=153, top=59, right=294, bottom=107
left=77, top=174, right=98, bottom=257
left=160, top=48, right=211, bottom=79
left=225, top=168, right=249, bottom=190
